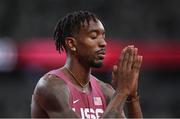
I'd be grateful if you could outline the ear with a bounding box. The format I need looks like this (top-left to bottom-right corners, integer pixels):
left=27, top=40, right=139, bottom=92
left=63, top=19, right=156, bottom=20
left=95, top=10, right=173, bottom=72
left=65, top=37, right=77, bottom=51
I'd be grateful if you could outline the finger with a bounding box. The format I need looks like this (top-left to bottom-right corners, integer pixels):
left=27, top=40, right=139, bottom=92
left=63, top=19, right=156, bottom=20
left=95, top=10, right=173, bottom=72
left=126, top=45, right=134, bottom=54
left=133, top=55, right=143, bottom=72
left=122, top=46, right=133, bottom=71
left=119, top=45, right=134, bottom=64
left=127, top=48, right=134, bottom=71
left=126, top=45, right=134, bottom=55
left=112, top=65, right=118, bottom=86
left=132, top=47, right=137, bottom=65
left=113, top=65, right=118, bottom=72
left=132, top=55, right=138, bottom=71
left=112, top=65, right=118, bottom=78
left=112, top=65, right=117, bottom=78
left=118, top=46, right=134, bottom=71
left=127, top=47, right=134, bottom=71
left=128, top=45, right=134, bottom=48
left=134, top=48, right=138, bottom=58
left=131, top=47, right=138, bottom=66
left=118, top=47, right=126, bottom=68
left=122, top=51, right=129, bottom=72
left=137, top=56, right=143, bottom=70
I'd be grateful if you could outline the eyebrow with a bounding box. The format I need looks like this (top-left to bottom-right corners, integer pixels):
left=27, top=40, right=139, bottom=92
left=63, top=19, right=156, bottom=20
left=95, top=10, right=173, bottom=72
left=88, top=29, right=105, bottom=34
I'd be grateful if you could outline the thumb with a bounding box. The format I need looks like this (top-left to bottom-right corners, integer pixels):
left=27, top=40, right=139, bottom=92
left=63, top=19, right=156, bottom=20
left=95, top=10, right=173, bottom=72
left=112, top=65, right=118, bottom=89
left=113, top=65, right=118, bottom=72
left=112, top=65, right=118, bottom=79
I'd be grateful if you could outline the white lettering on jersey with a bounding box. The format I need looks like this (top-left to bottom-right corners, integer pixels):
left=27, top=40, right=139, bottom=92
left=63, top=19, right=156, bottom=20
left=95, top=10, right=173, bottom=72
left=80, top=108, right=85, bottom=119
left=84, top=108, right=96, bottom=119
left=95, top=109, right=104, bottom=119
left=73, top=108, right=103, bottom=119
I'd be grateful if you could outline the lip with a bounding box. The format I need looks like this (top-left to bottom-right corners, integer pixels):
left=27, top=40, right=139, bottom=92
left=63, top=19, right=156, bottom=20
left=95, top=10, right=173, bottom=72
left=97, top=52, right=105, bottom=55
left=97, top=53, right=105, bottom=59
left=96, top=49, right=106, bottom=59
left=96, top=49, right=106, bottom=54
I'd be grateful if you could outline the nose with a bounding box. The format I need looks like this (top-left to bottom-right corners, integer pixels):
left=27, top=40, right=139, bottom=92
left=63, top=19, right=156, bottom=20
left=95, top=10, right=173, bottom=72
left=99, top=38, right=107, bottom=48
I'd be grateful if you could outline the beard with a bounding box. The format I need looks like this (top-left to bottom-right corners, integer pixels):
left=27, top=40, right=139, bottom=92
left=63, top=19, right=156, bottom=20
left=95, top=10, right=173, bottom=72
left=89, top=59, right=103, bottom=68
left=77, top=54, right=104, bottom=68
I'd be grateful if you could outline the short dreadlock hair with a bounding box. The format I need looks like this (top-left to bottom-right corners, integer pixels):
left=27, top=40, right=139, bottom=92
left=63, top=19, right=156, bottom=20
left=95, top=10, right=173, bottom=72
left=53, top=11, right=99, bottom=53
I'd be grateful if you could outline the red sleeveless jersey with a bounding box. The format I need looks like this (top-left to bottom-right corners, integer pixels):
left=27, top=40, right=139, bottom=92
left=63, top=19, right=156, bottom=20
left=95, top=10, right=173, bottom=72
left=47, top=69, right=106, bottom=119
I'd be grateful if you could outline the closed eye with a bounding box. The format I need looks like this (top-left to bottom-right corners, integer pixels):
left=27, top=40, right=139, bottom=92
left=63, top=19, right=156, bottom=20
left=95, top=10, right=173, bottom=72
left=90, top=31, right=98, bottom=39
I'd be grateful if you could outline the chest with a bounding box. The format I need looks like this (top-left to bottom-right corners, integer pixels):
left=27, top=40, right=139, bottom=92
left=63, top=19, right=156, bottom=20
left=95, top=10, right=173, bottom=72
left=69, top=86, right=105, bottom=119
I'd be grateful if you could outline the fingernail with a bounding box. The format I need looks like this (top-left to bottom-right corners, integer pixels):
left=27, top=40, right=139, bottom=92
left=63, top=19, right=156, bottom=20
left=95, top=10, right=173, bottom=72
left=135, top=48, right=138, bottom=52
left=128, top=45, right=134, bottom=47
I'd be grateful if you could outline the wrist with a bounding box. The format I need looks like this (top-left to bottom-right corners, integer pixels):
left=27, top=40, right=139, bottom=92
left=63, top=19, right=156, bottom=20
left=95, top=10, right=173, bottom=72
left=126, top=93, right=139, bottom=103
left=115, top=90, right=129, bottom=98
left=129, top=91, right=138, bottom=97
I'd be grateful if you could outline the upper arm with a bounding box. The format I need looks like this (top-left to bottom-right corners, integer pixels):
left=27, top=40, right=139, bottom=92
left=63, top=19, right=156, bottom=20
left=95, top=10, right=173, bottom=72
left=33, top=74, right=78, bottom=118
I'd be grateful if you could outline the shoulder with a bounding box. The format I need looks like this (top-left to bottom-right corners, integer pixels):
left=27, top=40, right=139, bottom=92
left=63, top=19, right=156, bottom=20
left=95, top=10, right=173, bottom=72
left=34, top=73, right=69, bottom=96
left=33, top=73, right=70, bottom=110
left=93, top=77, right=115, bottom=104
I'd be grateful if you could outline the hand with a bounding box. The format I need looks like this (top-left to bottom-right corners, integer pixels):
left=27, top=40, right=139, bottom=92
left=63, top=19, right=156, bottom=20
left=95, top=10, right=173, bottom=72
left=112, top=45, right=143, bottom=96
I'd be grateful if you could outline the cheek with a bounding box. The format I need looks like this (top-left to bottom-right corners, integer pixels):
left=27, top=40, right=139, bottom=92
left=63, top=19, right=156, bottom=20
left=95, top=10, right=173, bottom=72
left=82, top=49, right=94, bottom=58
left=77, top=42, right=96, bottom=54
left=76, top=37, right=98, bottom=56
left=77, top=47, right=95, bottom=62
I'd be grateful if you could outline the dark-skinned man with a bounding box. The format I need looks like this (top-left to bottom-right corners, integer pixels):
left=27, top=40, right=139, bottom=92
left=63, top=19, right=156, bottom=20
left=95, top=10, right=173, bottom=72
left=31, top=11, right=143, bottom=118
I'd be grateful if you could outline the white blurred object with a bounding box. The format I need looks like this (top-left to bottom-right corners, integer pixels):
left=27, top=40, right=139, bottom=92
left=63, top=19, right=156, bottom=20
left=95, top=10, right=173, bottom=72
left=0, top=38, right=17, bottom=72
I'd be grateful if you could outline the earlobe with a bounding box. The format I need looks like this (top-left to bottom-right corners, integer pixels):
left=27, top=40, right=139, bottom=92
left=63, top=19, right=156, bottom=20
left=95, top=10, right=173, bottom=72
left=65, top=37, right=76, bottom=52
left=72, top=47, right=76, bottom=51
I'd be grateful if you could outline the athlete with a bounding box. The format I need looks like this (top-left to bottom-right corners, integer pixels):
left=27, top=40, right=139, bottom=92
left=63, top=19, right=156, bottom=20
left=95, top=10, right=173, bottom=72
left=31, top=11, right=143, bottom=118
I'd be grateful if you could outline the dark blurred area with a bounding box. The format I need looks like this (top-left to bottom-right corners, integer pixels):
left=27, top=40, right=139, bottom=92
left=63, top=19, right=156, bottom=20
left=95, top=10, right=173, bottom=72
left=0, top=0, right=180, bottom=117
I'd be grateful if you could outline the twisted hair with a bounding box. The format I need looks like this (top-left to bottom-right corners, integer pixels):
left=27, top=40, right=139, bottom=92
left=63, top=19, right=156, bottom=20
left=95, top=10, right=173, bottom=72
left=53, top=11, right=99, bottom=53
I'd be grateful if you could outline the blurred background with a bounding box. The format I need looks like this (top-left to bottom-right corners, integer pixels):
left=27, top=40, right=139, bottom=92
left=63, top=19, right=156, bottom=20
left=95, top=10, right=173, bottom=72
left=0, top=0, right=180, bottom=117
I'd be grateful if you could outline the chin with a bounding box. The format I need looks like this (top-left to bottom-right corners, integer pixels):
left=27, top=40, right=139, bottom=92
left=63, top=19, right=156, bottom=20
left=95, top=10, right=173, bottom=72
left=91, top=61, right=103, bottom=68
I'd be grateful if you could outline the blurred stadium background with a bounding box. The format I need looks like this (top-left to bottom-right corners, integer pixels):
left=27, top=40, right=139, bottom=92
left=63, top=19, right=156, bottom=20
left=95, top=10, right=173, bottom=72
left=0, top=0, right=180, bottom=117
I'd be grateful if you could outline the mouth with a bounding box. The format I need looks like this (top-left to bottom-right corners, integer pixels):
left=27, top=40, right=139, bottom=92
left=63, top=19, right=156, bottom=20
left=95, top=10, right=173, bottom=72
left=98, top=54, right=105, bottom=60
left=96, top=49, right=106, bottom=60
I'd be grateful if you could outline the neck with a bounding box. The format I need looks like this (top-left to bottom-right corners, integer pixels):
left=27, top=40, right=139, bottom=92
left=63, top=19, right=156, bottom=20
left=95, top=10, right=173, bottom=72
left=64, top=56, right=91, bottom=86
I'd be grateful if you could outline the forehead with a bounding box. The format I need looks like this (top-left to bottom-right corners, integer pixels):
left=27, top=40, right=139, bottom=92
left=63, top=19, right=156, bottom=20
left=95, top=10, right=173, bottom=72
left=79, top=19, right=105, bottom=34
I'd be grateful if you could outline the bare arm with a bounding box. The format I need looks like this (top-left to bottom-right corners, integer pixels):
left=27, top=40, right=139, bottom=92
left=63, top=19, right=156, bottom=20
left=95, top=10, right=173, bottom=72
left=32, top=74, right=79, bottom=118
left=124, top=46, right=143, bottom=118
left=102, top=91, right=127, bottom=118
left=125, top=49, right=143, bottom=118
left=126, top=93, right=143, bottom=118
